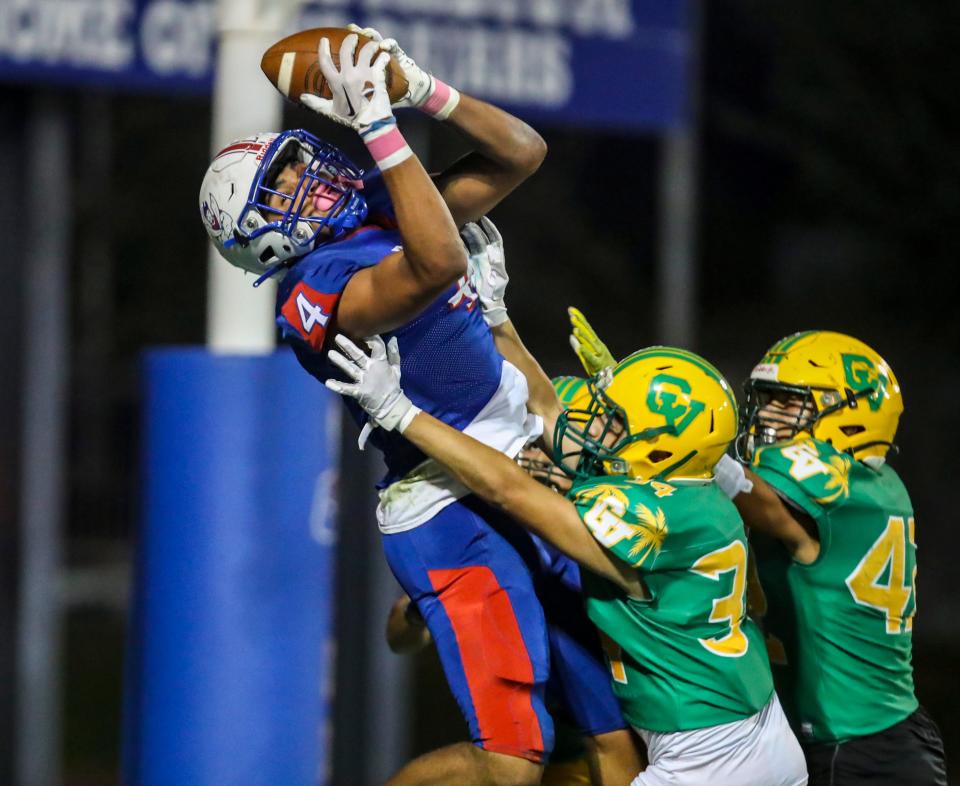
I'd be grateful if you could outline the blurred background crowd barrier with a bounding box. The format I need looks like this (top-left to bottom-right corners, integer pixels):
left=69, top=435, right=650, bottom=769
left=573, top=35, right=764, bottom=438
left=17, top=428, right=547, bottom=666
left=1, top=0, right=957, bottom=784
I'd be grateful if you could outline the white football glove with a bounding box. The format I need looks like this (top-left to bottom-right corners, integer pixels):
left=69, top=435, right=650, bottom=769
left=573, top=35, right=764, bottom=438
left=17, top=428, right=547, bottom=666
left=714, top=454, right=754, bottom=499
left=346, top=23, right=434, bottom=109
left=326, top=334, right=421, bottom=437
left=299, top=33, right=394, bottom=134
left=461, top=217, right=509, bottom=327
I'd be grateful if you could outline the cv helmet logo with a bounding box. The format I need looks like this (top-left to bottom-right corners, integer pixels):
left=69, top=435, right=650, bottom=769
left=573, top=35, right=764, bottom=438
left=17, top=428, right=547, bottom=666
left=842, top=354, right=887, bottom=412
left=646, top=374, right=706, bottom=435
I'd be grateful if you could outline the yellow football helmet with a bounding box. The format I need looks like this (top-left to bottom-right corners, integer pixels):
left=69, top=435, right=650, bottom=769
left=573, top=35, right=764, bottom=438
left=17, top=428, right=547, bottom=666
left=739, top=331, right=903, bottom=460
left=553, top=348, right=739, bottom=481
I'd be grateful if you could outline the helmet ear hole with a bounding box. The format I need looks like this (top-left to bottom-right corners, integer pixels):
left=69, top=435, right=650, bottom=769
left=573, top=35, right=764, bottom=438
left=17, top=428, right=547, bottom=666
left=648, top=450, right=673, bottom=464
left=258, top=246, right=276, bottom=264
left=840, top=425, right=865, bottom=436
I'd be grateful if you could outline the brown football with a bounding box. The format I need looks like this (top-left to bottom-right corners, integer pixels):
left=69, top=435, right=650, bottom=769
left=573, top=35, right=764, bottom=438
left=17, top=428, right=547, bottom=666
left=261, top=27, right=409, bottom=106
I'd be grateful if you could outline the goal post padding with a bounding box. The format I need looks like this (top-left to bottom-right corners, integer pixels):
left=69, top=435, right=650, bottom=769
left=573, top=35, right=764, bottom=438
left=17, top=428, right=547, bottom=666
left=124, top=348, right=339, bottom=786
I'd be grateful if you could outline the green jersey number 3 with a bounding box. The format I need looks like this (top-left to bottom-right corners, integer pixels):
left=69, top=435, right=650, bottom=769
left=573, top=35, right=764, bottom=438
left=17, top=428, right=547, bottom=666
left=691, top=541, right=749, bottom=657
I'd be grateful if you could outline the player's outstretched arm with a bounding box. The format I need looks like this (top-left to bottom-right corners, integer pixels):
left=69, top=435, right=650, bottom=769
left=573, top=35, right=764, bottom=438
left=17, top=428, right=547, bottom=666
left=336, top=153, right=467, bottom=337
left=325, top=334, right=643, bottom=597
left=300, top=33, right=466, bottom=337
left=492, top=320, right=564, bottom=439
left=715, top=456, right=820, bottom=563
left=403, top=413, right=642, bottom=592
left=461, top=219, right=562, bottom=435
left=348, top=24, right=546, bottom=225
left=431, top=93, right=548, bottom=225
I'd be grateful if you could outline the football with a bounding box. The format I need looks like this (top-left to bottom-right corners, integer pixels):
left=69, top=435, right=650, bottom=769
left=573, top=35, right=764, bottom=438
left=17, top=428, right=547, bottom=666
left=261, top=27, right=409, bottom=106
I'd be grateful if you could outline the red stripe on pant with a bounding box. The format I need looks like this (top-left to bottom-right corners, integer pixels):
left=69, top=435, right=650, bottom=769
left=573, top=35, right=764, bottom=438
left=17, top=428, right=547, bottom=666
left=428, top=566, right=545, bottom=762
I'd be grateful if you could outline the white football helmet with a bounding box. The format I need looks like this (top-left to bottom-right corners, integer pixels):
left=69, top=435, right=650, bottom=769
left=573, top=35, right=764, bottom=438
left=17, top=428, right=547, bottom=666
left=199, top=129, right=368, bottom=278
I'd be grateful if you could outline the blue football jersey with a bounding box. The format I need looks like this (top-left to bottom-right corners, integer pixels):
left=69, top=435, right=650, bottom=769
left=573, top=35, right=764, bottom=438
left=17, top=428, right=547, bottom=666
left=275, top=169, right=504, bottom=485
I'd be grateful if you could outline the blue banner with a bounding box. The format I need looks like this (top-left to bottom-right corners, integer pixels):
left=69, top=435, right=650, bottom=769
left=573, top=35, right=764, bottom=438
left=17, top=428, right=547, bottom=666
left=0, top=0, right=216, bottom=93
left=124, top=348, right=339, bottom=786
left=0, top=0, right=689, bottom=129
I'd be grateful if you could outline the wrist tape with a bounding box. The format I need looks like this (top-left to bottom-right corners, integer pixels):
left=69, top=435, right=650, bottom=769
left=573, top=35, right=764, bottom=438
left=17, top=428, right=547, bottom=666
left=419, top=78, right=460, bottom=120
left=361, top=118, right=413, bottom=171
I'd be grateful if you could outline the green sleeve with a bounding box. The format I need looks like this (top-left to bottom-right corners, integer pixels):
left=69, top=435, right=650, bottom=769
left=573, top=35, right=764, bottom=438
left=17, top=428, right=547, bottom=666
left=751, top=438, right=853, bottom=521
left=571, top=480, right=669, bottom=570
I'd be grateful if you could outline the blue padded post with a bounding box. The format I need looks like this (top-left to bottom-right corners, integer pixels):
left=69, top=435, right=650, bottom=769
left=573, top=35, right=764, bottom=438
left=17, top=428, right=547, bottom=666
left=124, top=348, right=339, bottom=786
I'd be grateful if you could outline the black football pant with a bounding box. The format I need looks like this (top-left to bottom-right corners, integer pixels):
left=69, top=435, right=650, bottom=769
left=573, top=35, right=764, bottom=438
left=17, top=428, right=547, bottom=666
left=803, top=706, right=946, bottom=786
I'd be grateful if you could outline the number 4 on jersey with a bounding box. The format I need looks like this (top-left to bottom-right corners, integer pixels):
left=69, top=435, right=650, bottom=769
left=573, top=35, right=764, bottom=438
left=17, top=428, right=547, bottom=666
left=297, top=290, right=329, bottom=333
left=846, top=516, right=917, bottom=634
left=782, top=442, right=829, bottom=480
left=279, top=282, right=339, bottom=350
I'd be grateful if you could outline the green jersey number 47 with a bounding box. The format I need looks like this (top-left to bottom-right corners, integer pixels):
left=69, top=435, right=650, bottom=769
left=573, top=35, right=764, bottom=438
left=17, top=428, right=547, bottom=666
left=846, top=515, right=917, bottom=634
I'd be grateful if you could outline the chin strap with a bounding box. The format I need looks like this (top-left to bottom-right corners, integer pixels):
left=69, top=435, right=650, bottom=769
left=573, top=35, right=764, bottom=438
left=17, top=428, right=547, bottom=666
left=252, top=259, right=291, bottom=288
left=852, top=440, right=898, bottom=469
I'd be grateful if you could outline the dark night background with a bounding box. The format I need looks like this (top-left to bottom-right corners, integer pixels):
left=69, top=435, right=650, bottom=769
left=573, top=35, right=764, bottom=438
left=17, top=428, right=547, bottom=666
left=1, top=1, right=958, bottom=782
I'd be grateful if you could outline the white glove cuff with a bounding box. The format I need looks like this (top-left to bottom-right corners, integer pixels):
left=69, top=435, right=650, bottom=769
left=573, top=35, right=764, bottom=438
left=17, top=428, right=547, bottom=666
left=419, top=77, right=460, bottom=120
left=714, top=454, right=753, bottom=499
left=374, top=390, right=416, bottom=432
left=396, top=404, right=422, bottom=434
left=483, top=305, right=509, bottom=327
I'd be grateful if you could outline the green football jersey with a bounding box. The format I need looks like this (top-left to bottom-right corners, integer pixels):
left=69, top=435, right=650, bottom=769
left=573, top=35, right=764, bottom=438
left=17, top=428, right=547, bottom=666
left=570, top=476, right=774, bottom=733
left=751, top=437, right=918, bottom=743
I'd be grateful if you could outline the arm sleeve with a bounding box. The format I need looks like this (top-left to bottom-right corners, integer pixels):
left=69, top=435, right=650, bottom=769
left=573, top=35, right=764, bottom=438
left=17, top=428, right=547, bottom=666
left=750, top=441, right=850, bottom=523
left=571, top=483, right=668, bottom=570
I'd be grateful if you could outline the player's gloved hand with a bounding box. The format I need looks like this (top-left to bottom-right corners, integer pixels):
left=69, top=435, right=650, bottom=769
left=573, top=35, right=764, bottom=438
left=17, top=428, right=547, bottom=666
left=568, top=306, right=617, bottom=375
left=346, top=23, right=459, bottom=118
left=326, top=334, right=421, bottom=435
left=461, top=217, right=509, bottom=327
left=300, top=33, right=394, bottom=134
left=714, top=454, right=753, bottom=499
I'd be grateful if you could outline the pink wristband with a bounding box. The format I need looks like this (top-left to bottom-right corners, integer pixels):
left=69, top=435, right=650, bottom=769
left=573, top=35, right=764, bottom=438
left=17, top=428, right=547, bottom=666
left=420, top=78, right=460, bottom=120
left=362, top=122, right=413, bottom=171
